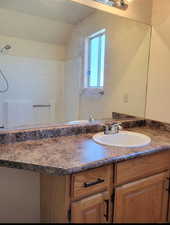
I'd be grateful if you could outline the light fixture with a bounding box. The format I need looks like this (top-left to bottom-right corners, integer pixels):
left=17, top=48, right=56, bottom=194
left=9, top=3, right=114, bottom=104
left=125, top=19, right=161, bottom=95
left=95, top=0, right=128, bottom=10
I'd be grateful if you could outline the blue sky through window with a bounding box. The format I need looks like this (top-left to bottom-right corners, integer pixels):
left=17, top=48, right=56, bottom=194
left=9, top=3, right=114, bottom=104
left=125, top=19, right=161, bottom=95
left=88, top=30, right=106, bottom=88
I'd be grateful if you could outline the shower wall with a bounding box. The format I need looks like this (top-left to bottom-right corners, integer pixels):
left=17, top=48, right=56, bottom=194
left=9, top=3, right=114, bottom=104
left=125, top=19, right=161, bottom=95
left=0, top=35, right=66, bottom=128
left=63, top=57, right=82, bottom=121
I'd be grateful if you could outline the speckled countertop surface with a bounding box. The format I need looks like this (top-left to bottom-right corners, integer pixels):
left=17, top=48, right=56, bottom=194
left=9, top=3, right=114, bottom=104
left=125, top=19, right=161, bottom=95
left=0, top=117, right=145, bottom=144
left=0, top=126, right=170, bottom=175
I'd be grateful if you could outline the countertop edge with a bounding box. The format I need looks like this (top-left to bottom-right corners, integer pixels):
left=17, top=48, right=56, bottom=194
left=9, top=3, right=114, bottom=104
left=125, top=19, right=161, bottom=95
left=1, top=144, right=170, bottom=176
left=63, top=145, right=170, bottom=175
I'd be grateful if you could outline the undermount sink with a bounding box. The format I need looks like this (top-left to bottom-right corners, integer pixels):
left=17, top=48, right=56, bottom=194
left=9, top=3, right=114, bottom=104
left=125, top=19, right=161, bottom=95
left=93, top=131, right=151, bottom=148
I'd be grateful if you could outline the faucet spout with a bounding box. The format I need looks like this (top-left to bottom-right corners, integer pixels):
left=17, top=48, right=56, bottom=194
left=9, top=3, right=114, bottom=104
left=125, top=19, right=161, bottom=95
left=89, top=114, right=95, bottom=123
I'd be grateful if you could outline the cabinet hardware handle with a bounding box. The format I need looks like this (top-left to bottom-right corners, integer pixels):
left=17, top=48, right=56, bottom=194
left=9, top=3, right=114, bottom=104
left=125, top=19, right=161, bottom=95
left=166, top=185, right=170, bottom=193
left=84, top=178, right=104, bottom=188
left=111, top=192, right=115, bottom=219
left=67, top=208, right=71, bottom=222
left=104, top=199, right=109, bottom=221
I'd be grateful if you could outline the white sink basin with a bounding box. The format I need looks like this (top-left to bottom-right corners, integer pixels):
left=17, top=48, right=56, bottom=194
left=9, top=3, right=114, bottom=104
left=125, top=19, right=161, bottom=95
left=93, top=131, right=151, bottom=148
left=67, top=120, right=89, bottom=125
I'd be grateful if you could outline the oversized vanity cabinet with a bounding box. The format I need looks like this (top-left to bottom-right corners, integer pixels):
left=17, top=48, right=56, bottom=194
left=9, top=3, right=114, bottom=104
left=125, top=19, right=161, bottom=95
left=41, top=151, right=170, bottom=223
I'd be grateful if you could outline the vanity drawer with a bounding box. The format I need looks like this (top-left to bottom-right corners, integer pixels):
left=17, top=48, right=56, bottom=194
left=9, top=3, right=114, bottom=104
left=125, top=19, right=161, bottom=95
left=115, top=151, right=170, bottom=186
left=71, top=165, right=112, bottom=200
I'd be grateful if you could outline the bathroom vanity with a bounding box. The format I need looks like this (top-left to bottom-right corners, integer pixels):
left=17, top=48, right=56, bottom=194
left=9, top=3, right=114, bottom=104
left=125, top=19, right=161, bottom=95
left=1, top=118, right=170, bottom=223
left=41, top=150, right=170, bottom=223
left=0, top=0, right=169, bottom=223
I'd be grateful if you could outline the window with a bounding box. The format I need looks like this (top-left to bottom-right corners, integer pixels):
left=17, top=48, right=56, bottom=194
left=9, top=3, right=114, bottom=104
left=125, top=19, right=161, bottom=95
left=85, top=29, right=106, bottom=89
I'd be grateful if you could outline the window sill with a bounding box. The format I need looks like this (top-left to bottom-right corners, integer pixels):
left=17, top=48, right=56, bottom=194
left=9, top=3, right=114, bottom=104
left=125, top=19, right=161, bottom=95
left=81, top=88, right=104, bottom=96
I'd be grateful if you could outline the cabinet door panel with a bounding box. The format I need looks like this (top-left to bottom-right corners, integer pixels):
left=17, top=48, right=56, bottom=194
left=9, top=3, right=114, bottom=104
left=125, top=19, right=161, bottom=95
left=71, top=192, right=110, bottom=223
left=114, top=171, right=169, bottom=223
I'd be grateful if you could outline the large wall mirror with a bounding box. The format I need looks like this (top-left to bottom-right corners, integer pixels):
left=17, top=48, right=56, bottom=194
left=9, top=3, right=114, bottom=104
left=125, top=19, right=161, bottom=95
left=0, top=0, right=151, bottom=129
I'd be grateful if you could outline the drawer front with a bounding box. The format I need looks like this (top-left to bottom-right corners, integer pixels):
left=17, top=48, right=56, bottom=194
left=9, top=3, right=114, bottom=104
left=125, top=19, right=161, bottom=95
left=71, top=165, right=112, bottom=200
left=116, top=151, right=170, bottom=186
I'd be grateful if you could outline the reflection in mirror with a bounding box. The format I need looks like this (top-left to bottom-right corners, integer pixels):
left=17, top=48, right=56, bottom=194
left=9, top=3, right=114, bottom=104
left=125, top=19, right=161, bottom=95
left=0, top=0, right=151, bottom=129
left=96, top=0, right=128, bottom=10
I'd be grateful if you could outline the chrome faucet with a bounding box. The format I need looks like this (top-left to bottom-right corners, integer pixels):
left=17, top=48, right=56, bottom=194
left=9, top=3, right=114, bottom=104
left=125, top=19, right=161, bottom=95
left=104, top=123, right=122, bottom=135
left=89, top=114, right=95, bottom=123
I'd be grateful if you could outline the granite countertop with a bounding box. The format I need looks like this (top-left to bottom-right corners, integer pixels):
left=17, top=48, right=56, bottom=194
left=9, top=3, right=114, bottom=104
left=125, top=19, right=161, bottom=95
left=0, top=115, right=140, bottom=134
left=0, top=117, right=145, bottom=144
left=0, top=126, right=170, bottom=176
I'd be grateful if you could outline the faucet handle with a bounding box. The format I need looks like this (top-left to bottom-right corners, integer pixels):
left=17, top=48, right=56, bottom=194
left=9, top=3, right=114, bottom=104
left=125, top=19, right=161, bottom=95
left=111, top=122, right=121, bottom=127
left=117, top=123, right=123, bottom=131
left=111, top=122, right=122, bottom=133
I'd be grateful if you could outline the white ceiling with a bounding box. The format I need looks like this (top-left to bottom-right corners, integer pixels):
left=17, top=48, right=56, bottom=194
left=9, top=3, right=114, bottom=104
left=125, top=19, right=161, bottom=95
left=0, top=0, right=95, bottom=25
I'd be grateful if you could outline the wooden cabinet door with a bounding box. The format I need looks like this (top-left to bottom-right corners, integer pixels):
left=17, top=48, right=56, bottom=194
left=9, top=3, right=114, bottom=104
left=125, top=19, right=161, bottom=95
left=71, top=192, right=110, bottom=223
left=114, top=171, right=169, bottom=223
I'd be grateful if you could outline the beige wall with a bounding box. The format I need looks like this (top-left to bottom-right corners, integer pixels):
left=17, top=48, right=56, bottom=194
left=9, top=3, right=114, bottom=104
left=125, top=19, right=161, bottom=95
left=0, top=168, right=40, bottom=223
left=66, top=10, right=151, bottom=120
left=146, top=0, right=170, bottom=123
left=71, top=0, right=153, bottom=25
